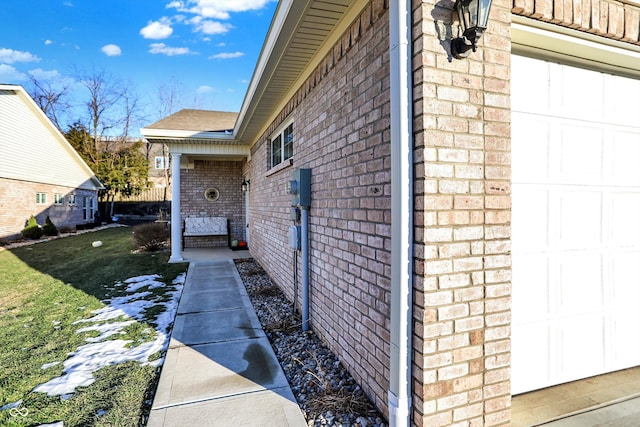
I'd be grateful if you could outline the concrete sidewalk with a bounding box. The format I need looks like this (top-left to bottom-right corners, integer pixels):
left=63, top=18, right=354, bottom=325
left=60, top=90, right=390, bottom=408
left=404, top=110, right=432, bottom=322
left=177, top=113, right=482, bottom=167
left=147, top=259, right=306, bottom=427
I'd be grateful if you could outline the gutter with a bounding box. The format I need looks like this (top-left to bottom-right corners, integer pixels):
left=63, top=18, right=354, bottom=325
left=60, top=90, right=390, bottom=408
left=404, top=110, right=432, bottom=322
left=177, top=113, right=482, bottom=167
left=388, top=1, right=413, bottom=426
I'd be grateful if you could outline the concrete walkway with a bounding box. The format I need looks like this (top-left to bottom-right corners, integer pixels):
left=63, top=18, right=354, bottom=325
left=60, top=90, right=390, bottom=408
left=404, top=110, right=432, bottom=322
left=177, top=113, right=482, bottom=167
left=147, top=259, right=307, bottom=427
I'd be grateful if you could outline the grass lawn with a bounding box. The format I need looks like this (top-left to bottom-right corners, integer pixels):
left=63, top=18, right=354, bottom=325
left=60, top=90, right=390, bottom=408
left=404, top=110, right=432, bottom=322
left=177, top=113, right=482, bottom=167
left=0, top=226, right=187, bottom=426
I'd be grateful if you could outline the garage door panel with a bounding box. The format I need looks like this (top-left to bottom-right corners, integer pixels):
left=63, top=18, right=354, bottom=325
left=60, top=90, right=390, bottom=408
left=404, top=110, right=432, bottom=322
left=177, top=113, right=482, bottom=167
left=512, top=56, right=551, bottom=114
left=610, top=310, right=640, bottom=368
left=511, top=322, right=552, bottom=394
left=610, top=131, right=640, bottom=183
left=608, top=193, right=640, bottom=246
left=558, top=315, right=606, bottom=381
left=550, top=62, right=604, bottom=121
left=512, top=116, right=550, bottom=182
left=554, top=125, right=604, bottom=183
left=512, top=253, right=550, bottom=323
left=557, top=254, right=603, bottom=313
left=512, top=188, right=549, bottom=251
left=610, top=253, right=640, bottom=304
left=557, top=191, right=603, bottom=250
left=604, top=74, right=640, bottom=124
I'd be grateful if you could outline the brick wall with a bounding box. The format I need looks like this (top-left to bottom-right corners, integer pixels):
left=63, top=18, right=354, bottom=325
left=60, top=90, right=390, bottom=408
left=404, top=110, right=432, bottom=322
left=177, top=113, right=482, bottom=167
left=411, top=0, right=512, bottom=425
left=180, top=160, right=245, bottom=247
left=245, top=1, right=393, bottom=415
left=0, top=177, right=97, bottom=241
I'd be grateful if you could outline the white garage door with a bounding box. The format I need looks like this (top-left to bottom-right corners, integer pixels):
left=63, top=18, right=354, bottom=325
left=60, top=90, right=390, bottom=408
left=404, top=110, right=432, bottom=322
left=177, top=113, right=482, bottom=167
left=511, top=55, right=640, bottom=395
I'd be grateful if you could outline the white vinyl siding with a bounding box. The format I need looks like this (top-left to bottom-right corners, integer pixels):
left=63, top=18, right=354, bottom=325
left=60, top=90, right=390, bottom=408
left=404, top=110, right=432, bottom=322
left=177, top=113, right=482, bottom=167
left=0, top=89, right=100, bottom=190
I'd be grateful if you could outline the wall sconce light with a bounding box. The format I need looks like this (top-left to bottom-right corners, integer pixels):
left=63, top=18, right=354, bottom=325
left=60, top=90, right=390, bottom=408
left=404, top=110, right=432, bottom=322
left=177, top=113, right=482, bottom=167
left=241, top=179, right=250, bottom=192
left=451, top=0, right=493, bottom=59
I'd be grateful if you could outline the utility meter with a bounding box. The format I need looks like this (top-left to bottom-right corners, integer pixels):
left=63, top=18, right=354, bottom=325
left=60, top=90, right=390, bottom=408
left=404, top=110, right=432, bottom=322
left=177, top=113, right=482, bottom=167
left=287, top=168, right=311, bottom=207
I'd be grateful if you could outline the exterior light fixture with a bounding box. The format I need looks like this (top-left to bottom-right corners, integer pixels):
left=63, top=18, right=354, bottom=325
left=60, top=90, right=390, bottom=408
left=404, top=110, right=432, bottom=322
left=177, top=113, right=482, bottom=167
left=451, top=0, right=493, bottom=59
left=241, top=179, right=250, bottom=192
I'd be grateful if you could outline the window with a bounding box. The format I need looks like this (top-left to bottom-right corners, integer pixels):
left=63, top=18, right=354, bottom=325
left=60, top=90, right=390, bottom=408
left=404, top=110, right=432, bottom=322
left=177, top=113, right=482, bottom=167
left=270, top=122, right=293, bottom=168
left=68, top=194, right=77, bottom=205
left=155, top=156, right=169, bottom=169
left=36, top=193, right=47, bottom=204
left=83, top=197, right=95, bottom=221
left=54, top=194, right=64, bottom=205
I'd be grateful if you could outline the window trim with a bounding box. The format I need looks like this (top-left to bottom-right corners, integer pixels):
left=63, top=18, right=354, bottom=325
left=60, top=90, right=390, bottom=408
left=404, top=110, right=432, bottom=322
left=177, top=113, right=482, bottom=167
left=269, top=120, right=294, bottom=170
left=54, top=194, right=64, bottom=205
left=36, top=192, right=47, bottom=205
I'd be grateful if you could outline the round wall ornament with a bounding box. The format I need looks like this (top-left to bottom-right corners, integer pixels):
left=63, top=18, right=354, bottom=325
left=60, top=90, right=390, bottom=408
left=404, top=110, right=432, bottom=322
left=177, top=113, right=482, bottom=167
left=204, top=187, right=220, bottom=201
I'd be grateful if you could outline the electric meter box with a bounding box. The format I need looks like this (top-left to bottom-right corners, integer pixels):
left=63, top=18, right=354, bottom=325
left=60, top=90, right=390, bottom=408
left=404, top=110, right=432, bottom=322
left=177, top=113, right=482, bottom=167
left=288, top=225, right=301, bottom=250
left=287, top=168, right=311, bottom=207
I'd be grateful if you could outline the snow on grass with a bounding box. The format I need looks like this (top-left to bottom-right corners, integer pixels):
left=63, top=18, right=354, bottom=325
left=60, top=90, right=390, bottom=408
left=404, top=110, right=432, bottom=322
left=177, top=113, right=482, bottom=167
left=33, top=273, right=186, bottom=397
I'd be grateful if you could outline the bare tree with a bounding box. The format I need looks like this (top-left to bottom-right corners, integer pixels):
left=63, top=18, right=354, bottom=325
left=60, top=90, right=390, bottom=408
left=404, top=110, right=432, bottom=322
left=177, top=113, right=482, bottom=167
left=154, top=76, right=189, bottom=202
left=25, top=72, right=71, bottom=130
left=75, top=67, right=125, bottom=156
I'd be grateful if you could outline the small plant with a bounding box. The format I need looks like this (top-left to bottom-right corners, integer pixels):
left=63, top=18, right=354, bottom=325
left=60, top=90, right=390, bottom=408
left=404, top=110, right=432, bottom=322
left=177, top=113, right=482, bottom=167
left=42, top=216, right=59, bottom=237
left=132, top=222, right=169, bottom=252
left=22, top=215, right=44, bottom=239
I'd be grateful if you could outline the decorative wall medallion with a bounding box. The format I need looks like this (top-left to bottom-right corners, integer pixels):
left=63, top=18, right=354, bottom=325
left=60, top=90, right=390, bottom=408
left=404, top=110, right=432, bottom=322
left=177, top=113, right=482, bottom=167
left=204, top=187, right=220, bottom=201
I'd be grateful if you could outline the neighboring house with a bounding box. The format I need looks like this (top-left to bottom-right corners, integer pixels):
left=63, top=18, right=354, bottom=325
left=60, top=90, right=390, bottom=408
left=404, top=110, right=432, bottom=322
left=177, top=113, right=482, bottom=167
left=0, top=84, right=103, bottom=241
left=142, top=1, right=640, bottom=426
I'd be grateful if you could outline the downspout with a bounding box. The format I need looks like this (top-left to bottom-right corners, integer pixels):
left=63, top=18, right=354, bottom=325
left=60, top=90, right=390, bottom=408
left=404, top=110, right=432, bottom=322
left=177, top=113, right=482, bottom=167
left=389, top=1, right=413, bottom=426
left=169, top=153, right=183, bottom=263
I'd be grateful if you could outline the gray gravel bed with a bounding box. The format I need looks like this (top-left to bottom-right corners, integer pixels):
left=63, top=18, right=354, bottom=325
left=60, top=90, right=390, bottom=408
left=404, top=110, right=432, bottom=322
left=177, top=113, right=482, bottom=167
left=235, top=259, right=387, bottom=427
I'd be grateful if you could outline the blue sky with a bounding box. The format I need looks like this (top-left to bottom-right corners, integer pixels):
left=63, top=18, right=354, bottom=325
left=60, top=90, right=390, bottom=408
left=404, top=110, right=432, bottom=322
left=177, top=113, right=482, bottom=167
left=0, top=0, right=278, bottom=132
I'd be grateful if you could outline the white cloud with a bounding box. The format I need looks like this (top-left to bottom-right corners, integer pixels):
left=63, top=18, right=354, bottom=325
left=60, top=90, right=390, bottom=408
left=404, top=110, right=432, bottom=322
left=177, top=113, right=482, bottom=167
left=101, top=44, right=122, bottom=56
left=193, top=20, right=231, bottom=35
left=0, top=64, right=26, bottom=82
left=148, top=43, right=191, bottom=56
left=140, top=17, right=174, bottom=39
left=0, top=48, right=40, bottom=64
left=28, top=68, right=63, bottom=81
left=196, top=85, right=213, bottom=94
left=209, top=51, right=243, bottom=59
left=45, top=40, right=53, bottom=45
left=167, top=0, right=274, bottom=20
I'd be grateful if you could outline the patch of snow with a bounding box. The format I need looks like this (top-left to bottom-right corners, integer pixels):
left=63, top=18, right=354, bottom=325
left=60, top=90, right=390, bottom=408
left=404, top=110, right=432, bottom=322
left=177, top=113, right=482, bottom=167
left=34, top=273, right=185, bottom=397
left=0, top=400, right=22, bottom=411
left=37, top=423, right=64, bottom=427
left=41, top=361, right=60, bottom=370
left=124, top=275, right=161, bottom=293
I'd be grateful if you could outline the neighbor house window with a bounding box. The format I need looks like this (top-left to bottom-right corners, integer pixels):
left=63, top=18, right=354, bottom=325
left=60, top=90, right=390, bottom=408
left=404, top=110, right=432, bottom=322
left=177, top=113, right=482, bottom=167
left=36, top=193, right=47, bottom=204
left=155, top=156, right=169, bottom=169
left=54, top=194, right=64, bottom=205
left=270, top=122, right=293, bottom=168
left=68, top=194, right=77, bottom=205
left=83, top=197, right=95, bottom=221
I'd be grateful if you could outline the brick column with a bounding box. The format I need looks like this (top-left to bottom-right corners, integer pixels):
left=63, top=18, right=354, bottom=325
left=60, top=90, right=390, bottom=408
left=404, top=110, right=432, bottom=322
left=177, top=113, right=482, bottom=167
left=411, top=0, right=512, bottom=425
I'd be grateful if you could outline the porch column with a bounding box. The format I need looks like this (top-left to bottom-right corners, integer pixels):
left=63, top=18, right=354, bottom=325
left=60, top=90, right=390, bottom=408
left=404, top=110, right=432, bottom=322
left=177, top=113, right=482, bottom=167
left=169, top=152, right=183, bottom=263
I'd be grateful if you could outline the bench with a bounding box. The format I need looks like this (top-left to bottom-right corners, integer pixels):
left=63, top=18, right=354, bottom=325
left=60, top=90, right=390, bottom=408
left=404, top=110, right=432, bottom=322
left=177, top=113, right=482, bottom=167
left=182, top=217, right=230, bottom=248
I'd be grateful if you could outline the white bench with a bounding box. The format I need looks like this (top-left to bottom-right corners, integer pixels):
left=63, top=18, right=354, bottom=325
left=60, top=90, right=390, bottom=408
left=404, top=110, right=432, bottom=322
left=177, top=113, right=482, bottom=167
left=183, top=217, right=230, bottom=248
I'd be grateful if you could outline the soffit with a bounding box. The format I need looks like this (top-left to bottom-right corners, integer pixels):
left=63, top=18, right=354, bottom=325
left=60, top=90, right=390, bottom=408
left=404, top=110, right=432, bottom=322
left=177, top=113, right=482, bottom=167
left=234, top=0, right=356, bottom=145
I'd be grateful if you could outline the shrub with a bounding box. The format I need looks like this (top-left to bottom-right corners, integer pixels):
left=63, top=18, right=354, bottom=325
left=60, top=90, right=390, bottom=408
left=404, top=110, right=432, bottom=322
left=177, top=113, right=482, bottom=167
left=22, top=215, right=44, bottom=239
left=132, top=222, right=169, bottom=252
left=42, top=216, right=59, bottom=237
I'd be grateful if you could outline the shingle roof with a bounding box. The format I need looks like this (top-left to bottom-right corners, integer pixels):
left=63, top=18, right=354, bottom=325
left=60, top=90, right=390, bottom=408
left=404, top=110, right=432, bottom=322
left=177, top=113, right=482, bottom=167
left=145, top=109, right=238, bottom=132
